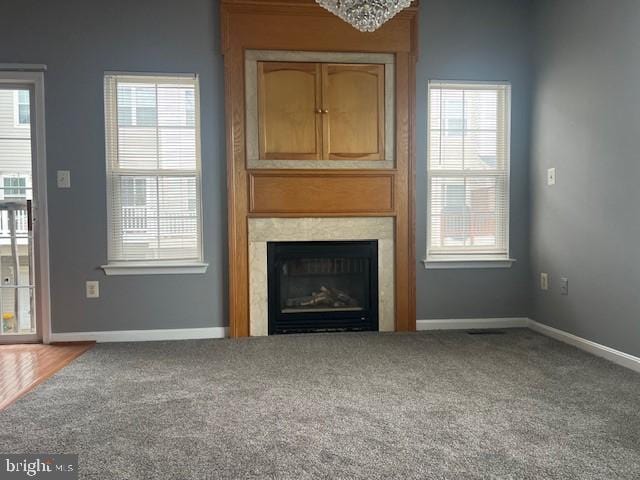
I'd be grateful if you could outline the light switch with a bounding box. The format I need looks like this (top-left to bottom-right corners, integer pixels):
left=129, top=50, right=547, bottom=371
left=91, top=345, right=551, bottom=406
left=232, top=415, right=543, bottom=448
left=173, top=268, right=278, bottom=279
left=547, top=168, right=556, bottom=186
left=540, top=272, right=549, bottom=291
left=57, top=170, right=71, bottom=189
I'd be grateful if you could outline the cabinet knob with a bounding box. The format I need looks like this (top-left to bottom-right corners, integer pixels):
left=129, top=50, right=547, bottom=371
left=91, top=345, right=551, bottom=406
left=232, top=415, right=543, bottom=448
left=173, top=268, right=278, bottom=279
left=315, top=109, right=322, bottom=114
left=322, top=109, right=329, bottom=114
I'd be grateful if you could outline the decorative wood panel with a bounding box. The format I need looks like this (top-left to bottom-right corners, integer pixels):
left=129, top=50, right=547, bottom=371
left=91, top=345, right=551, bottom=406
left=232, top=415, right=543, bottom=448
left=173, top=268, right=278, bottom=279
left=258, top=62, right=322, bottom=160
left=222, top=1, right=418, bottom=54
left=323, top=64, right=385, bottom=160
left=250, top=173, right=394, bottom=214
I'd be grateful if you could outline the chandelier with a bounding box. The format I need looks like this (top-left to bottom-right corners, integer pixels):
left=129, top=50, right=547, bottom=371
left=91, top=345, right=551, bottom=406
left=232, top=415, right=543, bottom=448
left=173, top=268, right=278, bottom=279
left=316, top=0, right=413, bottom=32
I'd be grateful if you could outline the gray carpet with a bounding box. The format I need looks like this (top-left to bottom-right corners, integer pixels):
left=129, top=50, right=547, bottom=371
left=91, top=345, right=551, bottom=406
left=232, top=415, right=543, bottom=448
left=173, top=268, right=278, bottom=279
left=1, top=330, right=639, bottom=479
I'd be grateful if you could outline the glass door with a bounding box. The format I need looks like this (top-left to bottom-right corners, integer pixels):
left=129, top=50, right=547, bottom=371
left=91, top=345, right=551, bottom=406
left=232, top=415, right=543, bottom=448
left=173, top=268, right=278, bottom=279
left=0, top=86, right=37, bottom=341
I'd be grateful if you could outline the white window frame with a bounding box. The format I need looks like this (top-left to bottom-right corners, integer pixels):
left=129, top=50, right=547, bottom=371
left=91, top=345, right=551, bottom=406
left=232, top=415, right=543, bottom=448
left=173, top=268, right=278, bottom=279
left=424, top=80, right=515, bottom=270
left=101, top=72, right=207, bottom=276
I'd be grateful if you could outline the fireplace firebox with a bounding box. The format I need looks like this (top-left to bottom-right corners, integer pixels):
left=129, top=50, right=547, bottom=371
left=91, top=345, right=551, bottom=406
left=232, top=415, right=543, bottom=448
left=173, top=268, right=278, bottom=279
left=267, top=241, right=378, bottom=334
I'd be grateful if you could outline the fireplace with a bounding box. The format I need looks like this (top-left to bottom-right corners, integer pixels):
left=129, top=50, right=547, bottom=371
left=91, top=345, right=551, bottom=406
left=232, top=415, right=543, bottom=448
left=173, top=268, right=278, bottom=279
left=267, top=241, right=378, bottom=334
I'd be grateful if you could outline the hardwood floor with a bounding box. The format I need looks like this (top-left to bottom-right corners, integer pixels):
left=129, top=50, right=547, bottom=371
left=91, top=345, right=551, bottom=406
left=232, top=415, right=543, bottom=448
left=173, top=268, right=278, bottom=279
left=0, top=342, right=94, bottom=411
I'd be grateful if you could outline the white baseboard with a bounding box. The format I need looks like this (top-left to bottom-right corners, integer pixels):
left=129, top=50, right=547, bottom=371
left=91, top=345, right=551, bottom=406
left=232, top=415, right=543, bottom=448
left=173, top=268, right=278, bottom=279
left=416, top=317, right=530, bottom=331
left=417, top=317, right=640, bottom=373
left=49, top=327, right=228, bottom=343
left=47, top=319, right=640, bottom=373
left=528, top=320, right=640, bottom=373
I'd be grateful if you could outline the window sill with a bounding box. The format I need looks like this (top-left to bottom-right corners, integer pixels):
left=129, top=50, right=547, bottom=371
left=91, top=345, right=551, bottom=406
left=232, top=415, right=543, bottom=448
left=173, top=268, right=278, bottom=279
left=422, top=256, right=516, bottom=270
left=101, top=262, right=209, bottom=276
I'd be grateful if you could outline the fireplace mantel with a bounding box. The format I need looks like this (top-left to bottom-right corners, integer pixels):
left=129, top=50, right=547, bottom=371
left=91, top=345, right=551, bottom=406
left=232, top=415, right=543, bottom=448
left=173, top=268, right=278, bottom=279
left=221, top=0, right=418, bottom=337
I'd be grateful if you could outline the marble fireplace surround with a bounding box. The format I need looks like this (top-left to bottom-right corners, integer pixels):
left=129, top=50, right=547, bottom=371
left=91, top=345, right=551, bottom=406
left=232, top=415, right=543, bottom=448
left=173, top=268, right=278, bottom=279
left=248, top=217, right=395, bottom=336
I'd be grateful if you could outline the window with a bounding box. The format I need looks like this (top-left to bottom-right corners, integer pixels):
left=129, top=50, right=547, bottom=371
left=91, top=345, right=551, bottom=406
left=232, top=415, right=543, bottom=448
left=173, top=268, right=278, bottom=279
left=442, top=95, right=465, bottom=137
left=120, top=177, right=148, bottom=232
left=121, top=177, right=147, bottom=208
left=426, top=81, right=511, bottom=267
left=103, top=74, right=206, bottom=273
left=116, top=85, right=157, bottom=127
left=3, top=176, right=27, bottom=198
left=15, top=90, right=30, bottom=126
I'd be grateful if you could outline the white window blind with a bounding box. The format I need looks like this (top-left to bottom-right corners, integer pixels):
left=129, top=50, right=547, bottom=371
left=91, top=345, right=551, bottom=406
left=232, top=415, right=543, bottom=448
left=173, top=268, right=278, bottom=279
left=427, top=81, right=511, bottom=260
left=104, top=74, right=203, bottom=264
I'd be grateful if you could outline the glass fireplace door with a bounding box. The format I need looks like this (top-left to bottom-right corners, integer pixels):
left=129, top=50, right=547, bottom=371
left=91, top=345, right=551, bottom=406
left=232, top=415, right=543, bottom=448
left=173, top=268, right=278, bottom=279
left=267, top=241, right=378, bottom=334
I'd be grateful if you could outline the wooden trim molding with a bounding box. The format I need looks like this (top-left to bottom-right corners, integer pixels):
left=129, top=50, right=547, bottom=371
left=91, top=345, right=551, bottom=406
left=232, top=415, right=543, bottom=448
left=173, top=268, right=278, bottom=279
left=221, top=1, right=418, bottom=54
left=221, top=0, right=418, bottom=337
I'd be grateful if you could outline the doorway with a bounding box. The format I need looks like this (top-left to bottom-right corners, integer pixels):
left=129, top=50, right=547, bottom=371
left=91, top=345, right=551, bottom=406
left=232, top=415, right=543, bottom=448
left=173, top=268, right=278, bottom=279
left=0, top=69, right=51, bottom=344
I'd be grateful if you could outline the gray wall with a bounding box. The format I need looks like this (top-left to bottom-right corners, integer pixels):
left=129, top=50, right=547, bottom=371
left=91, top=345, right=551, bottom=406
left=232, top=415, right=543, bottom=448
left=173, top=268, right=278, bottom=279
left=531, top=0, right=640, bottom=356
left=0, top=0, right=227, bottom=332
left=416, top=0, right=533, bottom=320
left=0, top=0, right=536, bottom=334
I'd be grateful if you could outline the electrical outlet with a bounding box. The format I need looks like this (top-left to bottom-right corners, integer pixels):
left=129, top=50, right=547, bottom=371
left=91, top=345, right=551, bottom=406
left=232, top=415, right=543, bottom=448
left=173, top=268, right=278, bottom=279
left=57, top=170, right=71, bottom=189
left=547, top=168, right=556, bottom=186
left=86, top=281, right=99, bottom=299
left=560, top=277, right=569, bottom=295
left=540, top=272, right=549, bottom=291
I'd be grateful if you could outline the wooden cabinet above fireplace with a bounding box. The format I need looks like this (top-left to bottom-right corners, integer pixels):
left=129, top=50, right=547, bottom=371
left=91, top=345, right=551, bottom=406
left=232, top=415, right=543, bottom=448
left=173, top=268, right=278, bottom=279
left=258, top=62, right=385, bottom=161
left=245, top=50, right=395, bottom=170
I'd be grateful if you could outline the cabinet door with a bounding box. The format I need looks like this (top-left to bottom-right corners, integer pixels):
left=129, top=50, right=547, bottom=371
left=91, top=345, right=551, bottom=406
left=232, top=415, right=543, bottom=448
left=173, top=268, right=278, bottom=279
left=322, top=64, right=385, bottom=161
left=258, top=62, right=322, bottom=160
